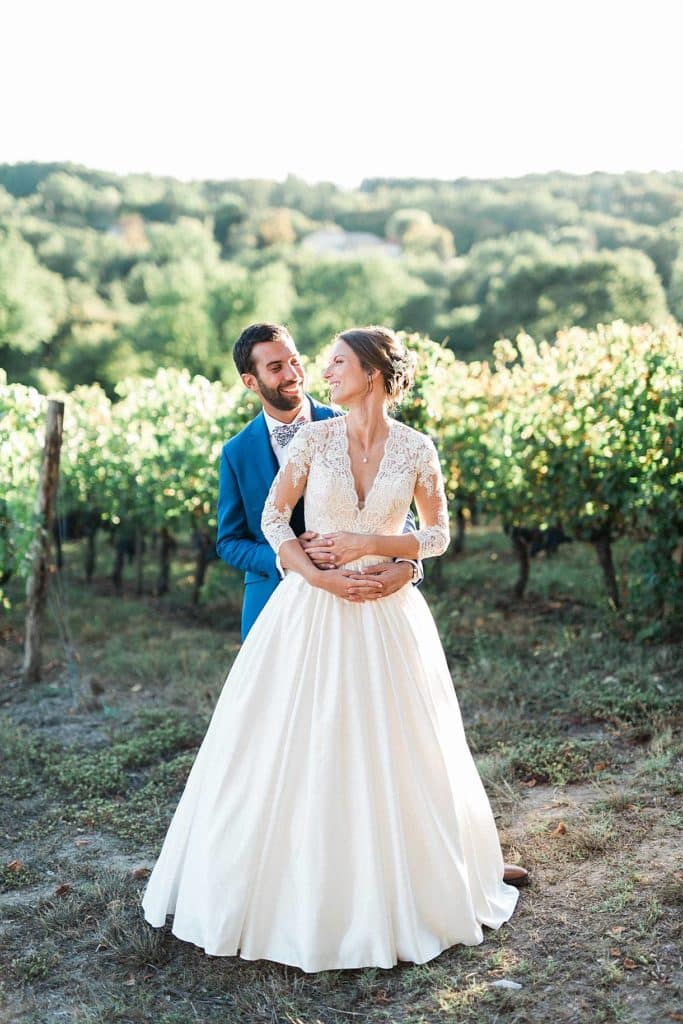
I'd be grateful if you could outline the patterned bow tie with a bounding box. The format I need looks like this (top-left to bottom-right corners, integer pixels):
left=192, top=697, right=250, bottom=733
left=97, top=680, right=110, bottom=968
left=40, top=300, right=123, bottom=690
left=272, top=417, right=306, bottom=448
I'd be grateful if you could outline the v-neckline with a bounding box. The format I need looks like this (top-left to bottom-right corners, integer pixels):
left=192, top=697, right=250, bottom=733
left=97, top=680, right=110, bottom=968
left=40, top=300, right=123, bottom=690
left=342, top=417, right=394, bottom=513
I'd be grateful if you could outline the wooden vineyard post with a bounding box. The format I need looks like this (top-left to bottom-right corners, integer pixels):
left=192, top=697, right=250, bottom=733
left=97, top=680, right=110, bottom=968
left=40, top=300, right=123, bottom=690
left=22, top=399, right=65, bottom=684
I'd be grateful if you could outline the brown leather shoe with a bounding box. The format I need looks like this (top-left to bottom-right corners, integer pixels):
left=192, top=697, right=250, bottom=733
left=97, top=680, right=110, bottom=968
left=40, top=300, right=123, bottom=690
left=503, top=863, right=529, bottom=886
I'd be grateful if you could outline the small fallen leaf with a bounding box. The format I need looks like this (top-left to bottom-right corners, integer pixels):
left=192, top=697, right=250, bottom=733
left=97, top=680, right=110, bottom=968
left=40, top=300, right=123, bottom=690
left=54, top=883, right=72, bottom=897
left=552, top=821, right=567, bottom=835
left=607, top=926, right=624, bottom=938
left=5, top=859, right=23, bottom=872
left=131, top=867, right=150, bottom=879
left=593, top=762, right=608, bottom=772
left=522, top=778, right=537, bottom=788
left=623, top=958, right=638, bottom=970
left=609, top=947, right=621, bottom=957
left=123, top=974, right=136, bottom=986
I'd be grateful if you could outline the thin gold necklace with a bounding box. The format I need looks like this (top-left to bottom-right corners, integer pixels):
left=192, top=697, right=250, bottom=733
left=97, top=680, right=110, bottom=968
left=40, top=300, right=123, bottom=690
left=348, top=425, right=389, bottom=463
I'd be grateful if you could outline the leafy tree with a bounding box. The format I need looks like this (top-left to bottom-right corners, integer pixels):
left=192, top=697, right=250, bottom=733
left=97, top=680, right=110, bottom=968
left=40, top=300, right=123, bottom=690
left=38, top=172, right=92, bottom=217
left=43, top=280, right=123, bottom=392
left=0, top=230, right=67, bottom=361
left=386, top=208, right=454, bottom=259
left=0, top=161, right=68, bottom=197
left=135, top=180, right=207, bottom=222
left=583, top=211, right=658, bottom=252
left=256, top=208, right=297, bottom=248
left=212, top=193, right=247, bottom=251
left=291, top=256, right=424, bottom=351
left=478, top=248, right=668, bottom=344
left=668, top=250, right=683, bottom=322
left=145, top=218, right=220, bottom=270
left=37, top=173, right=121, bottom=228
left=648, top=216, right=683, bottom=287
left=208, top=260, right=295, bottom=384
left=36, top=226, right=100, bottom=280
left=447, top=232, right=556, bottom=307
left=120, top=260, right=215, bottom=375
left=269, top=174, right=340, bottom=220
left=0, top=185, right=14, bottom=216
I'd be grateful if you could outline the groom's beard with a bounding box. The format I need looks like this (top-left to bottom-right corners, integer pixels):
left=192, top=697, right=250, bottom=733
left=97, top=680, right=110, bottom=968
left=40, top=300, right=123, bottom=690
left=256, top=376, right=304, bottom=412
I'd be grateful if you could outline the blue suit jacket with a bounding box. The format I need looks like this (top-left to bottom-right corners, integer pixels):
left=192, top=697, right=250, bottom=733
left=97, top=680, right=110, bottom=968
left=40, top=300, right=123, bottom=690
left=216, top=396, right=339, bottom=639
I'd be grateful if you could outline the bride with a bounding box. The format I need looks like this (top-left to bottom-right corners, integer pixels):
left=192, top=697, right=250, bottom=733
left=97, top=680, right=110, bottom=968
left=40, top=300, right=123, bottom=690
left=142, top=326, right=519, bottom=971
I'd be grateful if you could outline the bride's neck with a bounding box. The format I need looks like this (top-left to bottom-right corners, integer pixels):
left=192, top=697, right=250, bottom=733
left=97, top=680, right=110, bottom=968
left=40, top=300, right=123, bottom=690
left=345, top=399, right=390, bottom=444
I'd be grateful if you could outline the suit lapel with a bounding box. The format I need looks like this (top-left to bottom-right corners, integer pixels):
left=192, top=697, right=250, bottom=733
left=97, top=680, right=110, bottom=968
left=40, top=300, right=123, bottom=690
left=251, top=411, right=279, bottom=494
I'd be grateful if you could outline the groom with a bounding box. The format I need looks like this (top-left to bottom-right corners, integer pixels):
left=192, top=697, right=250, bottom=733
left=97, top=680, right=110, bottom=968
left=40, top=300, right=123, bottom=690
left=216, top=322, right=416, bottom=641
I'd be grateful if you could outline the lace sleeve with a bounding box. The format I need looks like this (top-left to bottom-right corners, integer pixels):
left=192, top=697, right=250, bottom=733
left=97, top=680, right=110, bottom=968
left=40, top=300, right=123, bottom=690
left=413, top=435, right=450, bottom=559
left=261, top=423, right=320, bottom=555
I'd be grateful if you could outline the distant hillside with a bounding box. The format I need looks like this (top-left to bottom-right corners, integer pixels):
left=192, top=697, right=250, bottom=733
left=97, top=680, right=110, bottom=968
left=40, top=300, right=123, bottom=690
left=1, top=162, right=682, bottom=394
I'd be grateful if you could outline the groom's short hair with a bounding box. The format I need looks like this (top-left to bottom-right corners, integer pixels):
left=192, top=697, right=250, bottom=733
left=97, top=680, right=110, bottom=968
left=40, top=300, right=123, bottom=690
left=233, top=323, right=294, bottom=376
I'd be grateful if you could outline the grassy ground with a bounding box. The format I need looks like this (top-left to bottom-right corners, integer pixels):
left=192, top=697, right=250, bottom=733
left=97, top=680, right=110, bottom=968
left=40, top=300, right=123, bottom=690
left=1, top=528, right=681, bottom=1024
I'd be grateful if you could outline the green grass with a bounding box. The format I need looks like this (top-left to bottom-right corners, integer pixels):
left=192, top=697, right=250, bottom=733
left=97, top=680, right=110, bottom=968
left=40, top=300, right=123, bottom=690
left=1, top=709, right=204, bottom=848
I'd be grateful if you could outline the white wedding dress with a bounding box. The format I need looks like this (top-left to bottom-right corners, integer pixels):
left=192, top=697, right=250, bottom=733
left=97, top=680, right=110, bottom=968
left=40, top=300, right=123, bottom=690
left=142, top=417, right=518, bottom=971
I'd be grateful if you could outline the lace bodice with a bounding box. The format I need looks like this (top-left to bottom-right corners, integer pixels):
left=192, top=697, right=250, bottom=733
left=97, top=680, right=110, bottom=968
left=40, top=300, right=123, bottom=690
left=261, top=417, right=450, bottom=565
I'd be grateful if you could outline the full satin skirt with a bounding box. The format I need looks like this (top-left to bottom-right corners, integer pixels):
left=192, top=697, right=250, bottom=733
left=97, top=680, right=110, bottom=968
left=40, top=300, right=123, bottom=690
left=142, top=573, right=518, bottom=971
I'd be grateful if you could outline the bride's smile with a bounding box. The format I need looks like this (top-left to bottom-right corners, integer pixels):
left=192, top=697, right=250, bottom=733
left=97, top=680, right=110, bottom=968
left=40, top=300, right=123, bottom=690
left=323, top=339, right=375, bottom=406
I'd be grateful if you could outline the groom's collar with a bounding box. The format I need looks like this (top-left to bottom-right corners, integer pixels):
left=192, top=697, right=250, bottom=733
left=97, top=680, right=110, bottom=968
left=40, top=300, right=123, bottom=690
left=262, top=396, right=312, bottom=437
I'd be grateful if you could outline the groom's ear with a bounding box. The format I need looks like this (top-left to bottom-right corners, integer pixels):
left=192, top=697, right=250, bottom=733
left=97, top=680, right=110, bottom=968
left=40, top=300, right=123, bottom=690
left=241, top=372, right=260, bottom=395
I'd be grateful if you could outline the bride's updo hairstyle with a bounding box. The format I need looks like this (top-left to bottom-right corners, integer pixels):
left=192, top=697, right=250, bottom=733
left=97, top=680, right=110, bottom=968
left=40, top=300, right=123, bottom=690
left=336, top=326, right=416, bottom=405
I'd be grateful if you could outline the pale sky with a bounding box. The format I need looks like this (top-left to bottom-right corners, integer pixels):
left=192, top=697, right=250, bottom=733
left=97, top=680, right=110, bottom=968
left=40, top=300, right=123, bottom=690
left=3, top=0, right=683, bottom=187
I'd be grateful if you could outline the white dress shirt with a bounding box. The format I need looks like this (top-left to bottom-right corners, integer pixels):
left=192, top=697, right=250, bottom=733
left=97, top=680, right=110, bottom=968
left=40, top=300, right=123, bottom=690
left=263, top=397, right=312, bottom=468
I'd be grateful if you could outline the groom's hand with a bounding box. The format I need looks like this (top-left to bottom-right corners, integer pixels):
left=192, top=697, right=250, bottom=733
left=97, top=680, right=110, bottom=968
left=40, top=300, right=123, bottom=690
left=298, top=531, right=335, bottom=569
left=358, top=561, right=413, bottom=596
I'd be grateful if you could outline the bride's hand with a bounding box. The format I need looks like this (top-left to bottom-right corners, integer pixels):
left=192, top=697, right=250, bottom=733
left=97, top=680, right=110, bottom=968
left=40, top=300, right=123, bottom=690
left=313, top=568, right=383, bottom=602
left=321, top=532, right=370, bottom=567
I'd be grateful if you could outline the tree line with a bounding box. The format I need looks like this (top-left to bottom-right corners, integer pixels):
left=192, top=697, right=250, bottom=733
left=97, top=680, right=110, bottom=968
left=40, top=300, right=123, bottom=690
left=1, top=163, right=683, bottom=398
